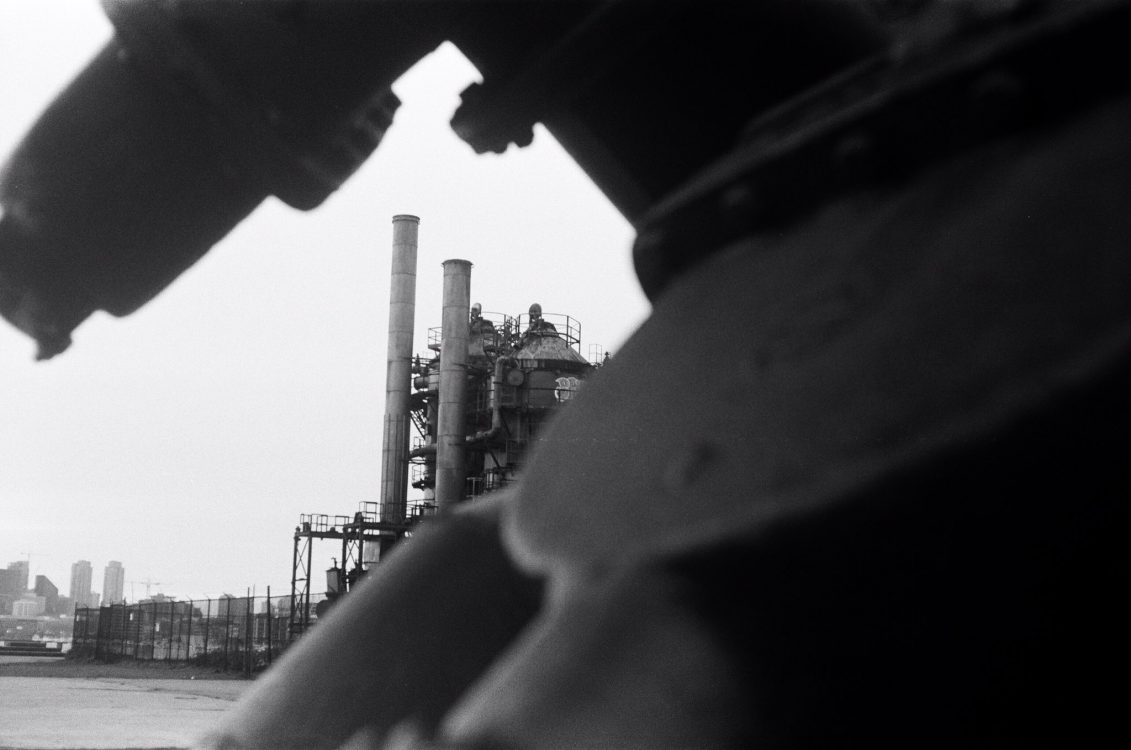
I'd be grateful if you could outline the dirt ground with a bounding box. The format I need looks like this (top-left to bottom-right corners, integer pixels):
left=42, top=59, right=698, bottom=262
left=0, top=656, right=250, bottom=680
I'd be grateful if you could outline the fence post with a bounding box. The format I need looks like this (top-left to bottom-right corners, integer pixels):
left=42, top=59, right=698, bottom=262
left=185, top=600, right=194, bottom=661
left=245, top=591, right=253, bottom=678
left=94, top=607, right=102, bottom=660
left=148, top=601, right=156, bottom=660
left=265, top=586, right=272, bottom=666
left=224, top=601, right=231, bottom=672
left=203, top=598, right=211, bottom=662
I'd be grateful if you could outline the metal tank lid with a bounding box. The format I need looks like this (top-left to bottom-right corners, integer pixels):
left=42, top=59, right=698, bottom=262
left=514, top=333, right=589, bottom=366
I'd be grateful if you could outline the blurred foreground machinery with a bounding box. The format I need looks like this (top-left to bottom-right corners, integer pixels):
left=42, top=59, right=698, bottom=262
left=3, top=1, right=1131, bottom=748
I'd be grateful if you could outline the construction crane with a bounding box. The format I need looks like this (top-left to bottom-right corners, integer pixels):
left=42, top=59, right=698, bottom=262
left=127, top=578, right=162, bottom=601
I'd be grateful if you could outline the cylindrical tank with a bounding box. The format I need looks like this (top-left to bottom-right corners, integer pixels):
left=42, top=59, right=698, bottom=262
left=435, top=259, right=472, bottom=511
left=513, top=313, right=593, bottom=410
left=379, top=215, right=419, bottom=527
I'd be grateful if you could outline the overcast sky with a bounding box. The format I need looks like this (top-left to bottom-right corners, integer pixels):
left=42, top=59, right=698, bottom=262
left=0, top=1, right=649, bottom=602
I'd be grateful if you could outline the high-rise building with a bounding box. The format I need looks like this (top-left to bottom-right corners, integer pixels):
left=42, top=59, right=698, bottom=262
left=34, top=575, right=59, bottom=615
left=70, top=560, right=93, bottom=607
left=0, top=568, right=19, bottom=614
left=7, top=560, right=29, bottom=592
left=103, top=561, right=125, bottom=605
left=2, top=562, right=30, bottom=614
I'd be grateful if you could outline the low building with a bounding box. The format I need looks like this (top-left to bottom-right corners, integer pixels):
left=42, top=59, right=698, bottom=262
left=12, top=597, right=44, bottom=617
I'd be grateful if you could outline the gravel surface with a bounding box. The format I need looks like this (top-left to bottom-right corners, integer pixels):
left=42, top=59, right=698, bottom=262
left=0, top=674, right=250, bottom=749
left=0, top=656, right=250, bottom=680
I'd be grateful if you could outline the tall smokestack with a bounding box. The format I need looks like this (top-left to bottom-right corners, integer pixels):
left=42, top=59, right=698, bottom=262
left=435, top=258, right=472, bottom=512
left=379, top=215, right=419, bottom=528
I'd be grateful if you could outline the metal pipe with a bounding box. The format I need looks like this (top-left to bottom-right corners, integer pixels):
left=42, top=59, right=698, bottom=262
left=409, top=444, right=437, bottom=458
left=435, top=259, right=472, bottom=511
left=379, top=215, right=419, bottom=527
left=304, top=538, right=313, bottom=632
left=468, top=357, right=514, bottom=444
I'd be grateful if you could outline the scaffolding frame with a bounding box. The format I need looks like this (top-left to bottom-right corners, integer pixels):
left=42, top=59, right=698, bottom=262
left=289, top=505, right=413, bottom=636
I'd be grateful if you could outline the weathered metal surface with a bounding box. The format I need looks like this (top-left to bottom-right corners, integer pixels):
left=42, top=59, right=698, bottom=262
left=512, top=332, right=589, bottom=365
left=632, top=1, right=1131, bottom=301
left=0, top=1, right=885, bottom=359
left=380, top=215, right=420, bottom=528
left=509, top=93, right=1131, bottom=575
left=435, top=95, right=1131, bottom=748
left=434, top=260, right=472, bottom=511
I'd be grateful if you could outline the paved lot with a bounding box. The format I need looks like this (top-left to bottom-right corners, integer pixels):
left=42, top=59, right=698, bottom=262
left=0, top=675, right=249, bottom=749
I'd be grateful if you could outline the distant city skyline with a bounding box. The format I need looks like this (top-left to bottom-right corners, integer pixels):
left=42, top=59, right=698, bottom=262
left=3, top=553, right=184, bottom=606
left=2, top=551, right=275, bottom=608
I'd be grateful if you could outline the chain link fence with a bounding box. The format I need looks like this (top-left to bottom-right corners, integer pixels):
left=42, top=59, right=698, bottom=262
left=71, top=591, right=327, bottom=674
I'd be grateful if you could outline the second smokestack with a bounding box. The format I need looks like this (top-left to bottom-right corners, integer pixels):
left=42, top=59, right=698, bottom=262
left=435, top=258, right=471, bottom=512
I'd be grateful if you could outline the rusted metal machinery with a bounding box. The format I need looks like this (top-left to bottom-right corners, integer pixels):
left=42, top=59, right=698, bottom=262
left=3, top=2, right=1131, bottom=748
left=289, top=222, right=597, bottom=629
left=411, top=302, right=594, bottom=511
